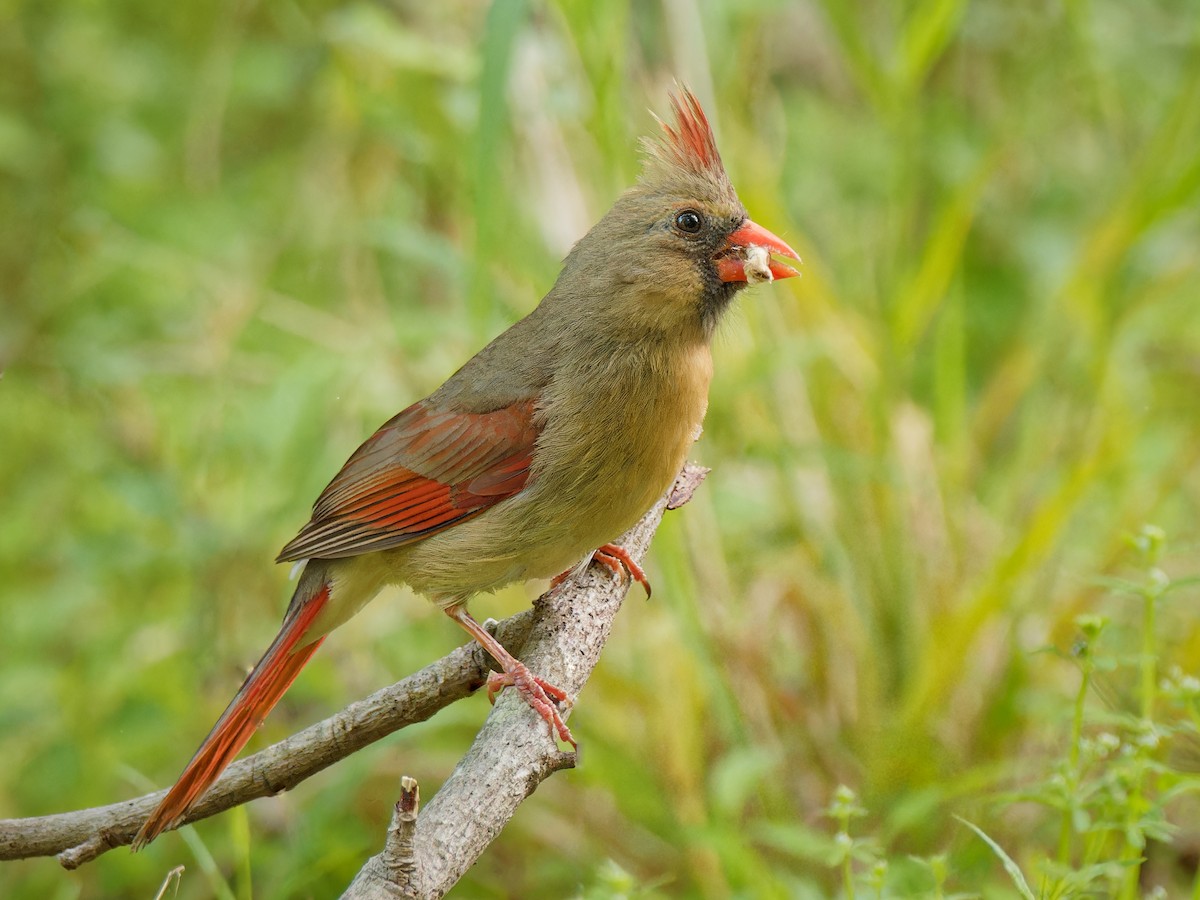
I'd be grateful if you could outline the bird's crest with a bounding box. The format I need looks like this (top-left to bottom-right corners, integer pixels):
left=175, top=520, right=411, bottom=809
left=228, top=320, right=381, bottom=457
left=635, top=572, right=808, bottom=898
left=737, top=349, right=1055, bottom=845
left=640, top=87, right=734, bottom=195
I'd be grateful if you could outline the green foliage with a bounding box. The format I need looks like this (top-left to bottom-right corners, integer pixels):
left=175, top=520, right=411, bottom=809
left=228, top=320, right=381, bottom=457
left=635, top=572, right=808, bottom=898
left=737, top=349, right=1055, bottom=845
left=3, top=0, right=1200, bottom=897
left=816, top=534, right=1200, bottom=898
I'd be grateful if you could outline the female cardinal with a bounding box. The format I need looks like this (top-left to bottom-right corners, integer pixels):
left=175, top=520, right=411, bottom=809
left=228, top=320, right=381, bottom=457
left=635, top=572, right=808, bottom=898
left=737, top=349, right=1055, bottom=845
left=133, top=89, right=799, bottom=848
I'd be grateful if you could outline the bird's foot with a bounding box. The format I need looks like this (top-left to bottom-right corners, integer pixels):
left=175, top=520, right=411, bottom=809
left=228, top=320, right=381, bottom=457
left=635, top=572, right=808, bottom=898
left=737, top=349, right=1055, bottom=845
left=549, top=544, right=652, bottom=598
left=447, top=605, right=577, bottom=749
left=593, top=543, right=652, bottom=599
left=487, top=662, right=576, bottom=748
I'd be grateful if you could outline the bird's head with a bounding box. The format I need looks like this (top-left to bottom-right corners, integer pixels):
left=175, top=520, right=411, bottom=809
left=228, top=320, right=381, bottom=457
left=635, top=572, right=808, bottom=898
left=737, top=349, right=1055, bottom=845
left=555, top=89, right=800, bottom=341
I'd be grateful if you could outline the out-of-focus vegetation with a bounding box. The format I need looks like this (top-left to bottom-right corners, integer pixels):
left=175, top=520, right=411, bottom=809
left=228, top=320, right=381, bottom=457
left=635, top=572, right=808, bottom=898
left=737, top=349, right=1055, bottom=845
left=3, top=0, right=1200, bottom=896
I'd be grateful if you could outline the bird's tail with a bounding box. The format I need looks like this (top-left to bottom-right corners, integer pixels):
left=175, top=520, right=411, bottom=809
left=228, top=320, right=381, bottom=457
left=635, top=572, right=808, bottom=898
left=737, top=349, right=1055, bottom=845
left=132, top=568, right=332, bottom=850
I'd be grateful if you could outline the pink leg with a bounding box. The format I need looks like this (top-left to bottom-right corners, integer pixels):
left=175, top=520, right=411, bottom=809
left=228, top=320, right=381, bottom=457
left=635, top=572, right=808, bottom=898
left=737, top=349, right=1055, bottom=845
left=550, top=544, right=652, bottom=599
left=447, top=605, right=576, bottom=749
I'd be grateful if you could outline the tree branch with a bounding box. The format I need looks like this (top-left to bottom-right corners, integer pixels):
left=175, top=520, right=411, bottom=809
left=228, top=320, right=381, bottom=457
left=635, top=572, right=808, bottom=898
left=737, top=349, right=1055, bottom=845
left=343, top=464, right=708, bottom=898
left=0, top=464, right=707, bottom=893
left=0, top=610, right=535, bottom=867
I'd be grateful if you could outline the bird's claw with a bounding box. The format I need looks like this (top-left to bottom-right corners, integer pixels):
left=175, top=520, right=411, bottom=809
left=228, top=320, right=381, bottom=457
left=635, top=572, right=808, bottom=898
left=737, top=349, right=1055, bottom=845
left=549, top=544, right=652, bottom=599
left=592, top=543, right=652, bottom=599
left=487, top=663, right=576, bottom=748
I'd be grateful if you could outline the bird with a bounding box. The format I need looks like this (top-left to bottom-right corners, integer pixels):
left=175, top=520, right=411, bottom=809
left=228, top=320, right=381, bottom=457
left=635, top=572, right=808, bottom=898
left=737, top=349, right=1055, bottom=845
left=132, top=88, right=799, bottom=849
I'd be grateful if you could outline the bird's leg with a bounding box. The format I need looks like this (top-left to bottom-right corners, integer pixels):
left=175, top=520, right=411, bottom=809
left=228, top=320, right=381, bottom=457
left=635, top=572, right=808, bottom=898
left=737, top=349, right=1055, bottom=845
left=549, top=544, right=652, bottom=598
left=446, top=605, right=576, bottom=749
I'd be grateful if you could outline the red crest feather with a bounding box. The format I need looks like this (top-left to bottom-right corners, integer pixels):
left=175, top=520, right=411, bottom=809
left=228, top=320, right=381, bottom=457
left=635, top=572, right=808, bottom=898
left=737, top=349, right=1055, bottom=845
left=641, top=87, right=732, bottom=190
left=659, top=89, right=721, bottom=173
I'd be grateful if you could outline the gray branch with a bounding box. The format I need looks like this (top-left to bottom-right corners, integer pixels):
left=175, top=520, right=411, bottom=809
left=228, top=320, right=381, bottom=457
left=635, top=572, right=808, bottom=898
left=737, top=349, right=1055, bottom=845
left=343, top=464, right=708, bottom=898
left=0, top=464, right=708, bottom=896
left=0, top=612, right=535, bottom=867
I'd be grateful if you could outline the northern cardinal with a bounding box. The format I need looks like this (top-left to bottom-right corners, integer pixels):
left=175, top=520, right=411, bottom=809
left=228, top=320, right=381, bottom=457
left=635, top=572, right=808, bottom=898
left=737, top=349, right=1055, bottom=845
left=133, top=88, right=799, bottom=848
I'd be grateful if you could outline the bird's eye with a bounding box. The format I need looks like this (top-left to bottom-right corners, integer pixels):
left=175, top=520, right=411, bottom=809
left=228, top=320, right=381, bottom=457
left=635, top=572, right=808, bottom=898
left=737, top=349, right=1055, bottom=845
left=674, top=209, right=703, bottom=234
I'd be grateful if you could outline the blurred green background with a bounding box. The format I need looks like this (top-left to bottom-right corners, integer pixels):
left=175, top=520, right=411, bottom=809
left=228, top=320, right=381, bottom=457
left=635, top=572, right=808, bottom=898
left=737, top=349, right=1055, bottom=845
left=4, top=0, right=1200, bottom=897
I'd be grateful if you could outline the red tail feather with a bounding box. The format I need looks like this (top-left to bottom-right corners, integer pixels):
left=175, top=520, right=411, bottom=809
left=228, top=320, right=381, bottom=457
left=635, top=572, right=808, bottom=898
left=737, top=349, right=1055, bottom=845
left=133, top=581, right=331, bottom=849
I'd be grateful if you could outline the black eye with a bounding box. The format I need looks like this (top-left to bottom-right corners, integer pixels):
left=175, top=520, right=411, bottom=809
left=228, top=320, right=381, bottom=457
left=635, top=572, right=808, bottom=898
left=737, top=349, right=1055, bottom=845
left=674, top=209, right=703, bottom=234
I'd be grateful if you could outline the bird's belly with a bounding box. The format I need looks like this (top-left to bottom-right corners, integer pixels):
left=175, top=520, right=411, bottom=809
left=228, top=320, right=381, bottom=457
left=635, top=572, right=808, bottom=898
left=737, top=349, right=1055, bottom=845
left=389, top=436, right=689, bottom=604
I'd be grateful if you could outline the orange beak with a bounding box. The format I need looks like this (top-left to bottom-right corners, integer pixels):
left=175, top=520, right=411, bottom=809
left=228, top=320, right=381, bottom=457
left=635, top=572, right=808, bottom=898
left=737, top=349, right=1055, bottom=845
left=714, top=219, right=801, bottom=283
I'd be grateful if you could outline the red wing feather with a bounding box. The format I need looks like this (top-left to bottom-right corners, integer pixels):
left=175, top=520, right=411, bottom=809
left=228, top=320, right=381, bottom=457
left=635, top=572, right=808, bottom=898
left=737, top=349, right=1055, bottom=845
left=276, top=399, right=539, bottom=562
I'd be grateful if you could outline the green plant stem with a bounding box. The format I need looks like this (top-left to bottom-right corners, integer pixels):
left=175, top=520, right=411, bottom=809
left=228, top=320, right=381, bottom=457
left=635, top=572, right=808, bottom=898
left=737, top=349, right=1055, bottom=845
left=1118, top=585, right=1161, bottom=900
left=1058, top=658, right=1091, bottom=865
left=1141, top=587, right=1157, bottom=721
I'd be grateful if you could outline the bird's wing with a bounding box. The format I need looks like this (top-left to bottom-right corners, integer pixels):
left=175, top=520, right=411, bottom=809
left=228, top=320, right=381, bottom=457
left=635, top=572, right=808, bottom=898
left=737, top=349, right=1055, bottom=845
left=276, top=398, right=539, bottom=561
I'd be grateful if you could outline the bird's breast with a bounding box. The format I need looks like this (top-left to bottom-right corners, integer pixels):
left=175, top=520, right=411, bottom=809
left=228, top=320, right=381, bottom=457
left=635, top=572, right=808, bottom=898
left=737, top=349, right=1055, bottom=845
left=525, top=339, right=713, bottom=553
left=391, top=340, right=712, bottom=600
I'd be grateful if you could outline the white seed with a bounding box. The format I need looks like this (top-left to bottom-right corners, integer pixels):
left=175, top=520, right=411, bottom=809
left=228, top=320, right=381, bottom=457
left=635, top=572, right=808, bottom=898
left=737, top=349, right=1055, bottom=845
left=742, top=244, right=774, bottom=284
